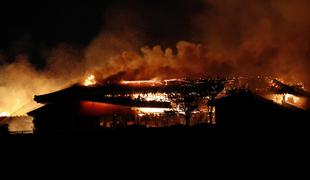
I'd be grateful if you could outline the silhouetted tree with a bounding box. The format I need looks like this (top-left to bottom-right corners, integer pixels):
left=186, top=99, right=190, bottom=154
left=168, top=78, right=224, bottom=126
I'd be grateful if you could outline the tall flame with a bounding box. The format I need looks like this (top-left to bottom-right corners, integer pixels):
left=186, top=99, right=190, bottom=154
left=84, top=74, right=96, bottom=86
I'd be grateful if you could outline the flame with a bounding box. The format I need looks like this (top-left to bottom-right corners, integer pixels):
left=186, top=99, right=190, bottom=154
left=267, top=94, right=283, bottom=104
left=267, top=93, right=300, bottom=106
left=284, top=94, right=300, bottom=104
left=120, top=79, right=163, bottom=86
left=132, top=93, right=170, bottom=102
left=136, top=108, right=170, bottom=114
left=0, top=112, right=10, bottom=117
left=84, top=74, right=96, bottom=86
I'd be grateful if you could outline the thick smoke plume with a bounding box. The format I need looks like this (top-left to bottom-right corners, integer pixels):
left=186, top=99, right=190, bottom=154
left=195, top=0, right=310, bottom=84
left=92, top=0, right=310, bottom=85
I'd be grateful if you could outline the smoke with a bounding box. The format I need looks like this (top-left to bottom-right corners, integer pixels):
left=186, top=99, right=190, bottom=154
left=1, top=0, right=310, bottom=120
left=0, top=55, right=61, bottom=116
left=93, top=41, right=235, bottom=82
left=0, top=4, right=147, bottom=117
left=89, top=0, right=310, bottom=87
left=193, top=0, right=310, bottom=84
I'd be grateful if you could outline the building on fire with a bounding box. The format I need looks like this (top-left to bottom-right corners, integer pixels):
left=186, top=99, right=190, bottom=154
left=27, top=76, right=310, bottom=133
left=28, top=78, right=222, bottom=134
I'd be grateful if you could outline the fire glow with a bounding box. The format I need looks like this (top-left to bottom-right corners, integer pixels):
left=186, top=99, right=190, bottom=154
left=284, top=94, right=300, bottom=104
left=0, top=112, right=9, bottom=117
left=132, top=93, right=170, bottom=102
left=84, top=74, right=96, bottom=86
left=120, top=80, right=162, bottom=86
left=268, top=94, right=300, bottom=106
left=136, top=107, right=171, bottom=114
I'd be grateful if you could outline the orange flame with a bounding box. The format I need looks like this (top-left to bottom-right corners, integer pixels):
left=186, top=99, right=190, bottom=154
left=267, top=93, right=302, bottom=107
left=284, top=94, right=300, bottom=104
left=84, top=74, right=96, bottom=86
left=120, top=79, right=163, bottom=86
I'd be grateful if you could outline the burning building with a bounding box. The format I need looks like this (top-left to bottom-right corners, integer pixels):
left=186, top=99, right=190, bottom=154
left=27, top=74, right=310, bottom=133
left=0, top=115, right=33, bottom=134
left=1, top=0, right=310, bottom=136
left=28, top=76, right=224, bottom=134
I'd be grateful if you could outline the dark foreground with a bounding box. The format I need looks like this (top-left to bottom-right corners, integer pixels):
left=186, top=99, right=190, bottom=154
left=1, top=119, right=309, bottom=146
left=0, top=124, right=219, bottom=146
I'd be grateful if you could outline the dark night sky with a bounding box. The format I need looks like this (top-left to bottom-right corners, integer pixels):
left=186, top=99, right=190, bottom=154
left=0, top=0, right=205, bottom=67
left=0, top=1, right=112, bottom=47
